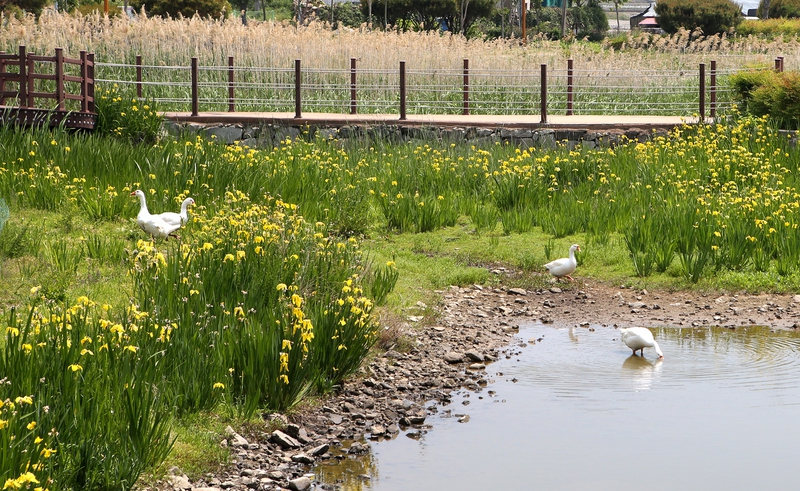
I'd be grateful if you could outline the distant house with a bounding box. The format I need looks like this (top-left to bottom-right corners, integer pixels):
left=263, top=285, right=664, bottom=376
left=630, top=2, right=660, bottom=31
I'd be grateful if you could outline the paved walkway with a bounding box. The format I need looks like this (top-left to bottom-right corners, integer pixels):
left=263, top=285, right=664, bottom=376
left=163, top=112, right=703, bottom=130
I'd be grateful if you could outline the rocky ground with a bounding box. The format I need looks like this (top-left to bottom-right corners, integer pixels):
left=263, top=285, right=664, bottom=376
left=158, top=279, right=800, bottom=491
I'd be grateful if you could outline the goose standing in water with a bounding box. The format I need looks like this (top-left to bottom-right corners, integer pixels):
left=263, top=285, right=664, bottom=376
left=620, top=327, right=664, bottom=359
left=543, top=244, right=580, bottom=281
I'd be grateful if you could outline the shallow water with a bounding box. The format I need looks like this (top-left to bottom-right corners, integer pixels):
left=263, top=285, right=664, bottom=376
left=315, top=324, right=800, bottom=490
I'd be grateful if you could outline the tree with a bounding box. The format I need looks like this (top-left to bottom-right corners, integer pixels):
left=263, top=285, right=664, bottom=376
left=611, top=0, right=628, bottom=34
left=655, top=0, right=742, bottom=35
left=0, top=0, right=47, bottom=15
left=758, top=0, right=800, bottom=18
left=133, top=0, right=229, bottom=17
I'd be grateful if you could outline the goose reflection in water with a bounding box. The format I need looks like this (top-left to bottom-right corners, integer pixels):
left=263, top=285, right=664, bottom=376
left=622, top=355, right=663, bottom=391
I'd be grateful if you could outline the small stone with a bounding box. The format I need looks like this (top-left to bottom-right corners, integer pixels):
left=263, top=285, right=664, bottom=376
left=309, top=444, right=330, bottom=456
left=291, top=453, right=314, bottom=464
left=288, top=476, right=312, bottom=491
left=269, top=430, right=301, bottom=449
left=224, top=426, right=249, bottom=447
left=507, top=288, right=527, bottom=295
left=464, top=349, right=484, bottom=362
left=468, top=363, right=485, bottom=371
left=169, top=475, right=191, bottom=490
left=443, top=352, right=463, bottom=363
left=267, top=471, right=284, bottom=481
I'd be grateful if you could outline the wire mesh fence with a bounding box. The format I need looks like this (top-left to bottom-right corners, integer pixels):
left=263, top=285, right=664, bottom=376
left=92, top=56, right=758, bottom=118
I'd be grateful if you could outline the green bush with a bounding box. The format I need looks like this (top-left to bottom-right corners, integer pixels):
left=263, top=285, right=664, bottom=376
left=655, top=0, right=742, bottom=35
left=758, top=0, right=800, bottom=18
left=736, top=18, right=800, bottom=37
left=95, top=84, right=163, bottom=144
left=730, top=69, right=800, bottom=129
left=132, top=0, right=229, bottom=18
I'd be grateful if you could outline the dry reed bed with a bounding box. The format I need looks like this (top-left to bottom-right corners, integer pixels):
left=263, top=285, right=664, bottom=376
left=1, top=12, right=798, bottom=71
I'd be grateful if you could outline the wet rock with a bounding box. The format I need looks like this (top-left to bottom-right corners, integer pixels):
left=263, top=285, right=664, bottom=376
left=348, top=442, right=370, bottom=454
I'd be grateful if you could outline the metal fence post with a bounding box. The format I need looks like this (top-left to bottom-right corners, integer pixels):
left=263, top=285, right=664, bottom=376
left=540, top=63, right=547, bottom=124
left=228, top=56, right=235, bottom=112
left=567, top=58, right=573, bottom=116
left=294, top=59, right=301, bottom=118
left=775, top=57, right=782, bottom=72
left=350, top=57, right=357, bottom=115
left=191, top=57, right=199, bottom=117
left=699, top=63, right=705, bottom=122
left=463, top=58, right=470, bottom=116
left=399, top=60, right=406, bottom=121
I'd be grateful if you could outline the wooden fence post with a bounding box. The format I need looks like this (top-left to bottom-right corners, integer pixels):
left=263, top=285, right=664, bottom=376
left=55, top=48, right=65, bottom=110
left=80, top=50, right=89, bottom=113
left=699, top=63, right=705, bottom=122
left=26, top=49, right=34, bottom=108
left=0, top=51, right=6, bottom=106
left=87, top=52, right=95, bottom=113
left=540, top=63, right=547, bottom=124
left=710, top=60, right=716, bottom=120
left=191, top=57, right=199, bottom=117
left=567, top=58, right=573, bottom=116
left=294, top=59, right=301, bottom=119
left=228, top=56, right=235, bottom=112
left=399, top=60, right=406, bottom=121
left=350, top=57, right=357, bottom=115
left=136, top=54, right=142, bottom=98
left=17, top=46, right=26, bottom=107
left=463, top=58, right=469, bottom=116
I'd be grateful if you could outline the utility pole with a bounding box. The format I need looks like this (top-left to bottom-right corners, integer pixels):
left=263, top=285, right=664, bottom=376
left=560, top=0, right=568, bottom=38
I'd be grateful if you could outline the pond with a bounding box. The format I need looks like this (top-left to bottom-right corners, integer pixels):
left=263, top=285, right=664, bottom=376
left=314, top=323, right=800, bottom=490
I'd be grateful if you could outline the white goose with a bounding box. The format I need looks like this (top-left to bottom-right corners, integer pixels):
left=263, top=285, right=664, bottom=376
left=131, top=190, right=182, bottom=239
left=159, top=197, right=195, bottom=227
left=620, top=327, right=664, bottom=359
left=543, top=244, right=580, bottom=281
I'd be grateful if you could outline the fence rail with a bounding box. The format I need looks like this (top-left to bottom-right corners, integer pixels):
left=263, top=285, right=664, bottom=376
left=0, top=45, right=96, bottom=129
left=93, top=55, right=786, bottom=122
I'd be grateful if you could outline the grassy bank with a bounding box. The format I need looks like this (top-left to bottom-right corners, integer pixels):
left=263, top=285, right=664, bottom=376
left=2, top=112, right=800, bottom=489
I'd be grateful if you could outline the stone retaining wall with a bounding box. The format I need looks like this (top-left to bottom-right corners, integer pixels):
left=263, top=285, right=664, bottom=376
left=165, top=121, right=676, bottom=149
left=165, top=121, right=799, bottom=149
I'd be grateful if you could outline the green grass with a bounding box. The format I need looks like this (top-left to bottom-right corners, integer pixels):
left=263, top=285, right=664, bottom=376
left=4, top=114, right=800, bottom=490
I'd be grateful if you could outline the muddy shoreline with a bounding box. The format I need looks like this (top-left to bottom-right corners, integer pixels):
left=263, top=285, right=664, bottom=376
left=159, top=280, right=800, bottom=491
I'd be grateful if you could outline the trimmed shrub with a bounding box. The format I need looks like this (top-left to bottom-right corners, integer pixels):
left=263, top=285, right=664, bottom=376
left=655, top=0, right=742, bottom=35
left=736, top=18, right=800, bottom=37
left=730, top=69, right=800, bottom=129
left=757, top=0, right=800, bottom=19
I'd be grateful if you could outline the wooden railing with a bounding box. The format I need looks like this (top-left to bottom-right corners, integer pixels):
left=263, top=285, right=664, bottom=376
left=0, top=45, right=96, bottom=129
